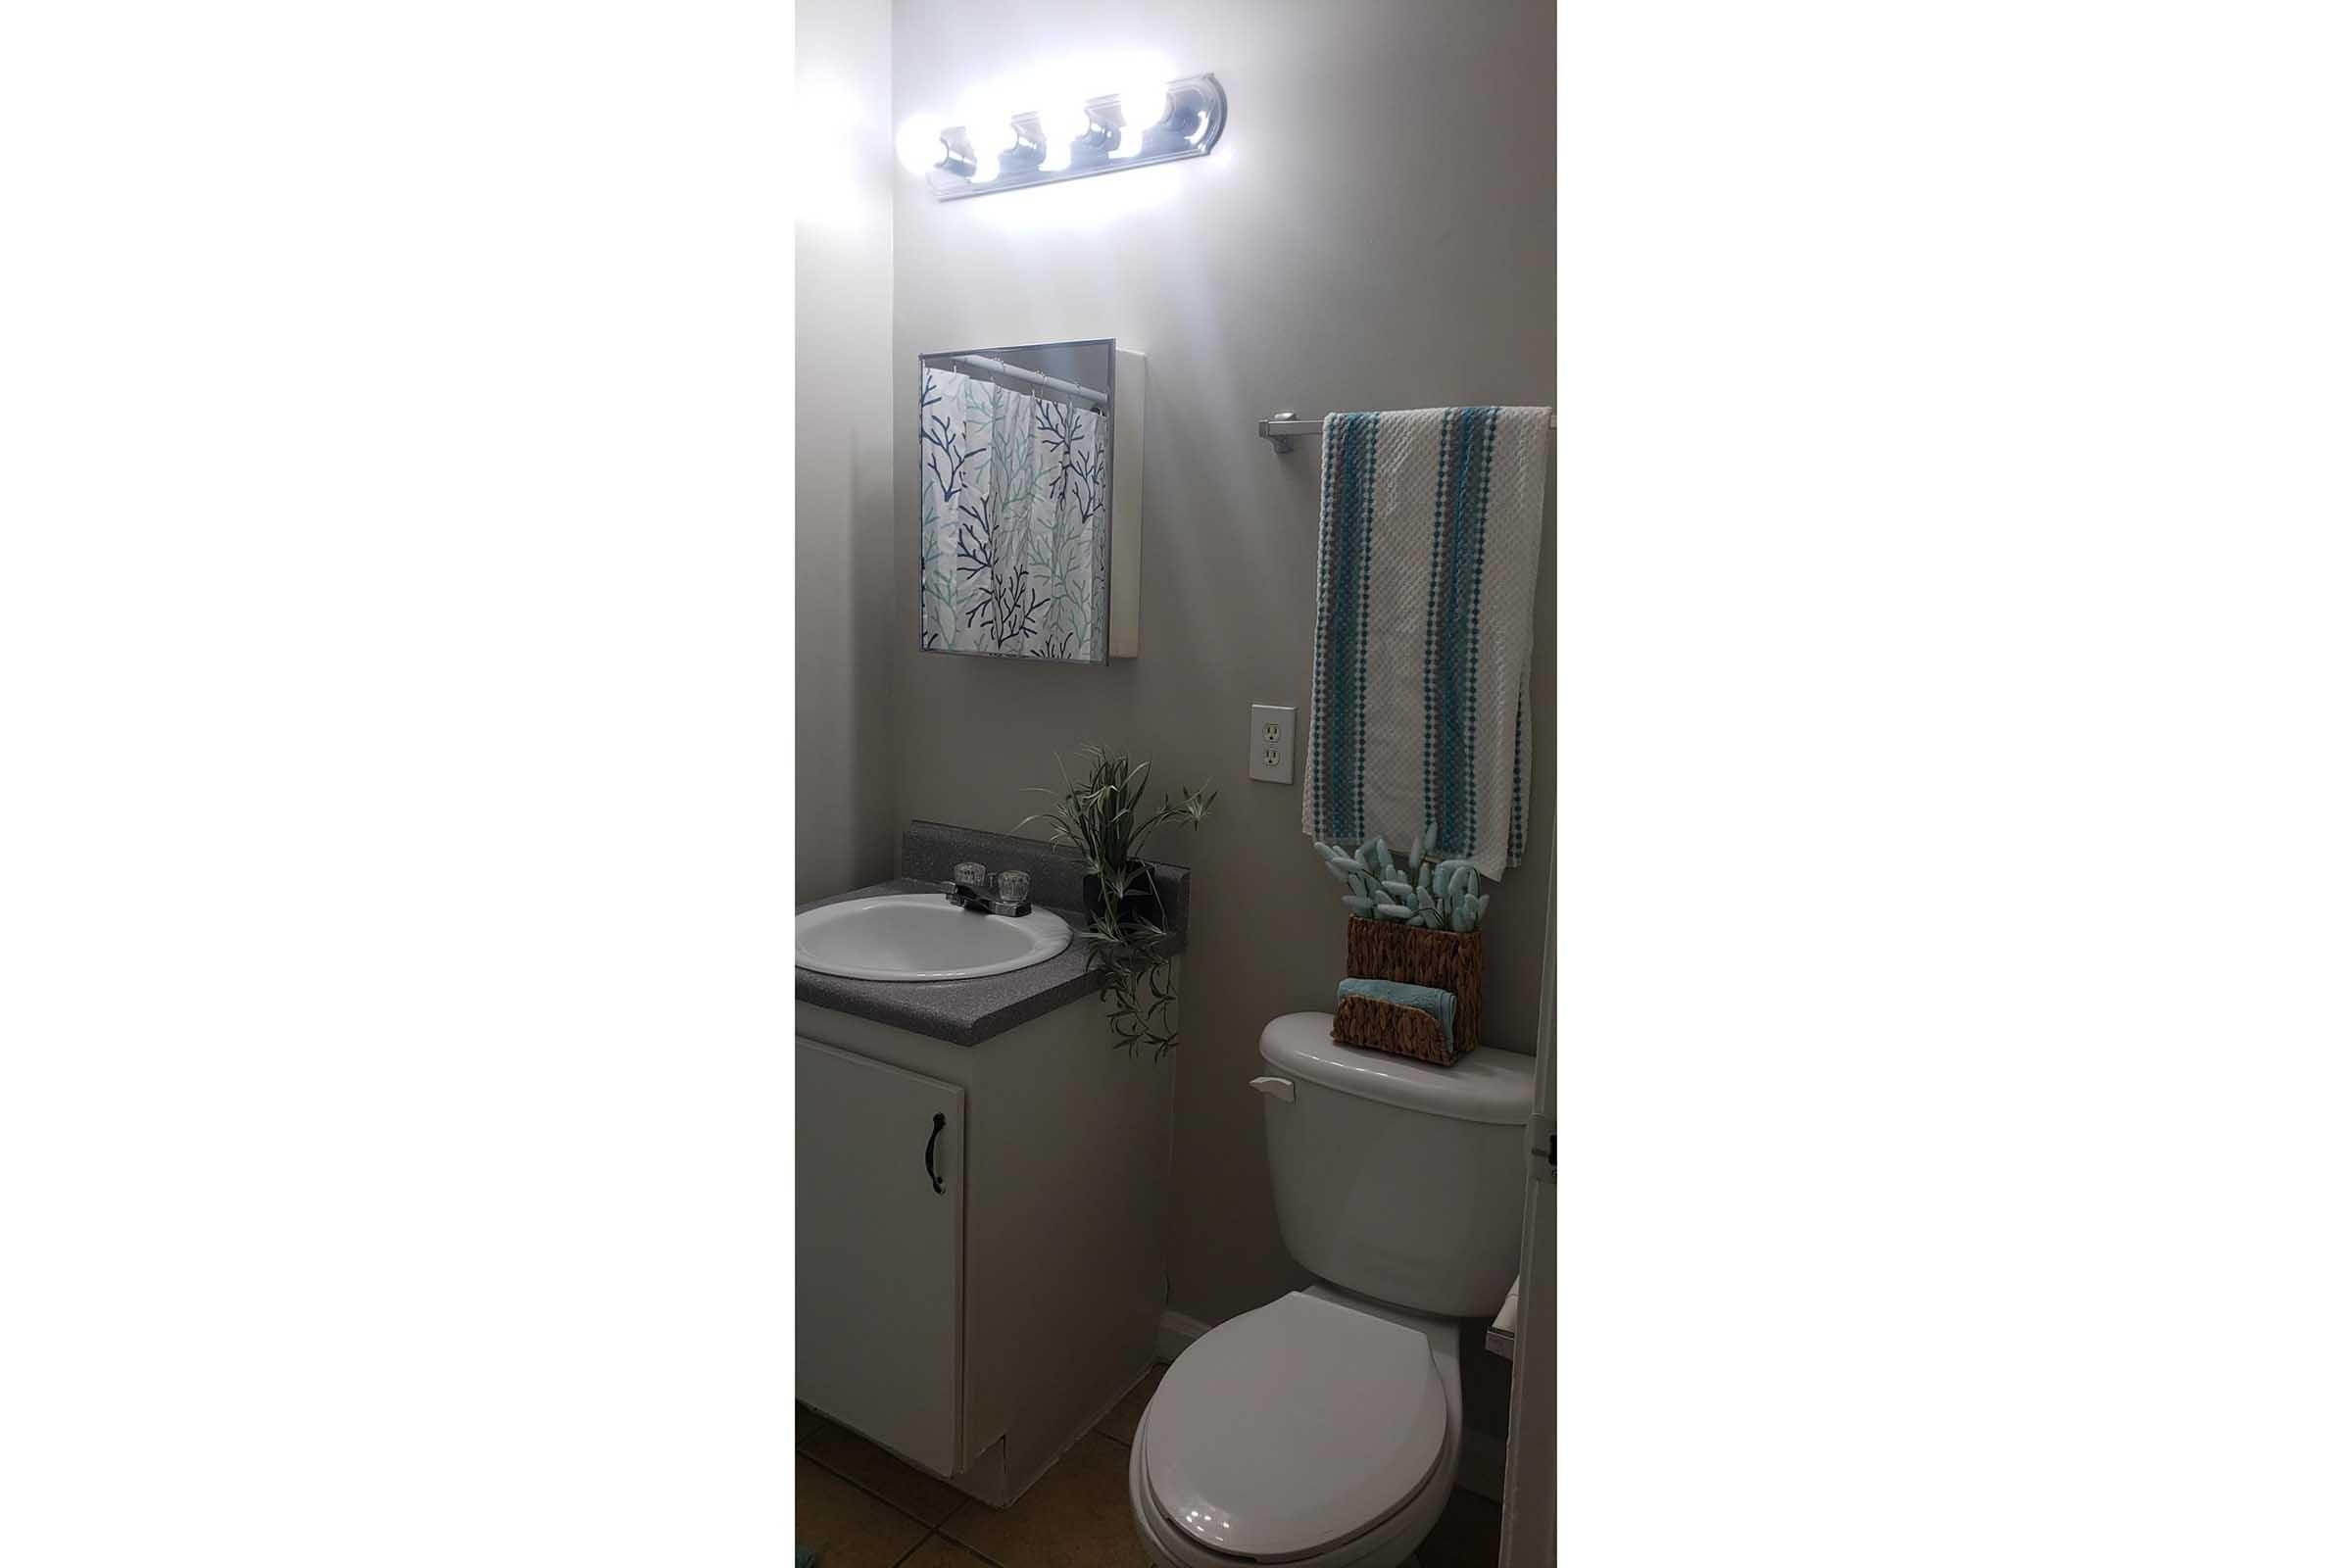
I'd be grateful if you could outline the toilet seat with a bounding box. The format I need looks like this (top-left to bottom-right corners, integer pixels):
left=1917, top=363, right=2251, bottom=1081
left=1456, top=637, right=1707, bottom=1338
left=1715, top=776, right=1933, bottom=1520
left=1140, top=1292, right=1448, bottom=1562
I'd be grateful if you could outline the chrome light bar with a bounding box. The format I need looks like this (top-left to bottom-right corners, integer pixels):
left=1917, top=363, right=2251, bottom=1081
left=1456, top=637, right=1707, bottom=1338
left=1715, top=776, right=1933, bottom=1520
left=923, top=74, right=1226, bottom=201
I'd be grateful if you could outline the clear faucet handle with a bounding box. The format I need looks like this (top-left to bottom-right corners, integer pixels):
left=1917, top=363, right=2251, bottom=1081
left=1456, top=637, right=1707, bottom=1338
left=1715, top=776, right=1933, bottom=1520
left=994, top=869, right=1030, bottom=907
left=954, top=860, right=987, bottom=890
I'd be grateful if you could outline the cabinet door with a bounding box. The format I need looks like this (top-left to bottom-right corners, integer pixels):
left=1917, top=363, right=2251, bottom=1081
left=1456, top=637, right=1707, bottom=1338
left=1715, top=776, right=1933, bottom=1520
left=795, top=1038, right=964, bottom=1476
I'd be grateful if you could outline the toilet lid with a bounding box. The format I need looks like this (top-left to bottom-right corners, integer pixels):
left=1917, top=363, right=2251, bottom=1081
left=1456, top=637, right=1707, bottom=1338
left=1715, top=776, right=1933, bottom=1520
left=1143, top=1293, right=1446, bottom=1561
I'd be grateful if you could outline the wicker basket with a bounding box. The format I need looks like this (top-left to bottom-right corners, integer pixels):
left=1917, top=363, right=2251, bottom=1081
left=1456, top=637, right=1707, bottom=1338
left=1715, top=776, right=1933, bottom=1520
left=1331, top=917, right=1485, bottom=1065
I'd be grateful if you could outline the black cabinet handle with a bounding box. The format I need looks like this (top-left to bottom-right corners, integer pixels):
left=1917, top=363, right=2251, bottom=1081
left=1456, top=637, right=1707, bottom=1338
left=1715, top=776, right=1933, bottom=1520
left=923, top=1112, right=946, bottom=1194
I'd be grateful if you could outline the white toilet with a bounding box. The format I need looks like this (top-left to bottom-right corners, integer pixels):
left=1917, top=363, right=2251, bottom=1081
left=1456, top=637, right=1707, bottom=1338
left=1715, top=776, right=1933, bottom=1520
left=1128, top=1012, right=1537, bottom=1568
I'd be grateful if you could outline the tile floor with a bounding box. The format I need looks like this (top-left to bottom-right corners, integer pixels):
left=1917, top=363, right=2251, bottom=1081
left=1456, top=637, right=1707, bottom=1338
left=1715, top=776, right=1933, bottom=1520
left=795, top=1365, right=1502, bottom=1568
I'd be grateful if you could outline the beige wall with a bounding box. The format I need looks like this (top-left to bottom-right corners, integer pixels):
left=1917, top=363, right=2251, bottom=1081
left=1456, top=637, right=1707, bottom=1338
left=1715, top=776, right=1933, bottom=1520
left=886, top=0, right=1557, bottom=1333
left=795, top=0, right=899, bottom=900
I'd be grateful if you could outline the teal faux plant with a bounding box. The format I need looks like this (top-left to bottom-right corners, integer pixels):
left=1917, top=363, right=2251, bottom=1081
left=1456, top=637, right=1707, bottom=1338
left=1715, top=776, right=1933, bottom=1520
left=1020, top=746, right=1215, bottom=1057
left=1311, top=832, right=1490, bottom=932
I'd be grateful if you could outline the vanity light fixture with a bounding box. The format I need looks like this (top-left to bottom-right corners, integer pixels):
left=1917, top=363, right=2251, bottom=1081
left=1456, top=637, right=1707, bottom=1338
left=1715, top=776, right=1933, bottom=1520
left=917, top=73, right=1225, bottom=200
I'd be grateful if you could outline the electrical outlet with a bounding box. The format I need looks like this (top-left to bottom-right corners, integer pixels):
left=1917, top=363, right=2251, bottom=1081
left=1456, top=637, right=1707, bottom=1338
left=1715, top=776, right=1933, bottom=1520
left=1250, top=704, right=1297, bottom=784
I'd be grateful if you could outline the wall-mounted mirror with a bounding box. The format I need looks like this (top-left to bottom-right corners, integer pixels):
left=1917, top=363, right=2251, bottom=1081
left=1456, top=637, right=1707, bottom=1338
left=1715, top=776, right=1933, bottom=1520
left=917, top=338, right=1141, bottom=662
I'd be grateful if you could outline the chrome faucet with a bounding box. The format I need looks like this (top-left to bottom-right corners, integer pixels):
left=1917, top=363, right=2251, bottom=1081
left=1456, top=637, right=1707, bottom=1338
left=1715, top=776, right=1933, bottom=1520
left=941, top=862, right=1031, bottom=917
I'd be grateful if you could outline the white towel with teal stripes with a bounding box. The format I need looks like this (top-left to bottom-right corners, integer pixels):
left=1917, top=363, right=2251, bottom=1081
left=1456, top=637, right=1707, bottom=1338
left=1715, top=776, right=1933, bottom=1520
left=1301, top=407, right=1550, bottom=878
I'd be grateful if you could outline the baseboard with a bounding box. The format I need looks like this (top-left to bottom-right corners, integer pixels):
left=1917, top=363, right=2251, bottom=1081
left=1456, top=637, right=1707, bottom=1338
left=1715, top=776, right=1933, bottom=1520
left=1457, top=1428, right=1507, bottom=1503
left=1155, top=1308, right=1210, bottom=1363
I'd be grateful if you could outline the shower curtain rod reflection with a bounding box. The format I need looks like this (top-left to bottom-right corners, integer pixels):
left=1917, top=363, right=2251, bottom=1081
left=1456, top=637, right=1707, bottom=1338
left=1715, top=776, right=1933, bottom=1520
left=949, top=354, right=1108, bottom=409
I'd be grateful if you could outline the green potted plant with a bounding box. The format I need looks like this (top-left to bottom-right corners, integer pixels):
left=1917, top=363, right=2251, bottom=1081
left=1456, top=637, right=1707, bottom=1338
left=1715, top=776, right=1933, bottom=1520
left=1020, top=746, right=1214, bottom=1057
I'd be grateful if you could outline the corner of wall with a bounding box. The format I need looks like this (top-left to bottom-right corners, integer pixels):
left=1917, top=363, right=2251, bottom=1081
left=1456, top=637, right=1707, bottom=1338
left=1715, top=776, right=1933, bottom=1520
left=795, top=0, right=900, bottom=899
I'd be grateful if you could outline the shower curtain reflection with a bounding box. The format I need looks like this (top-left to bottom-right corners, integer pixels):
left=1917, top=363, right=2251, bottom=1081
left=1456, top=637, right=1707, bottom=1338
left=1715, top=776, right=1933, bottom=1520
left=917, top=366, right=1107, bottom=662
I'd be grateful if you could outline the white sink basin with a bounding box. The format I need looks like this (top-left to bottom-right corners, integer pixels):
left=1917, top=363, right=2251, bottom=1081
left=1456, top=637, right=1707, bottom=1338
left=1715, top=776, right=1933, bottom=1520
left=796, top=893, right=1073, bottom=983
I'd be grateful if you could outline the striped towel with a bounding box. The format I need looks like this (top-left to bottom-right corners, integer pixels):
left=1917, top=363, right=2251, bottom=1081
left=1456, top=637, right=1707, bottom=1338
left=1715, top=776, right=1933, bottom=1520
left=1302, top=407, right=1550, bottom=877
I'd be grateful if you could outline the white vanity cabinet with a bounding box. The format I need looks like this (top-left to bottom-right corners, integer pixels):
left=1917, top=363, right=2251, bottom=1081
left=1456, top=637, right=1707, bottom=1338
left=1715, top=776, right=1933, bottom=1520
left=795, top=1041, right=967, bottom=1475
left=795, top=976, right=1175, bottom=1506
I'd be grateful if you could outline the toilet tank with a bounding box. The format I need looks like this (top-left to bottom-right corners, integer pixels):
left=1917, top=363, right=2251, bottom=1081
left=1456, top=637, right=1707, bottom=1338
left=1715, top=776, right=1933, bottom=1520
left=1256, top=1012, right=1537, bottom=1317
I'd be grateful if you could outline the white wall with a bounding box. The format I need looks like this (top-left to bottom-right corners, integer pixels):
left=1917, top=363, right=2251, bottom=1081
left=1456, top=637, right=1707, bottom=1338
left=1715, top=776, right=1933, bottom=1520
left=795, top=0, right=899, bottom=899
left=888, top=0, right=1556, bottom=1350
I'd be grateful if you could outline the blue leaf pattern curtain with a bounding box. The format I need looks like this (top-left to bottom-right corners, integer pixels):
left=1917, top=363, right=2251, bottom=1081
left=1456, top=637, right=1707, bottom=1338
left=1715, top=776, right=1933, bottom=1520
left=918, top=367, right=1107, bottom=661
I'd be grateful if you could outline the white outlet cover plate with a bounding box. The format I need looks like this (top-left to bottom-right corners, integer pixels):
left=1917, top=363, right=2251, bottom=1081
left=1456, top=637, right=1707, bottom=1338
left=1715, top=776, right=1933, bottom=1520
left=1250, top=704, right=1297, bottom=785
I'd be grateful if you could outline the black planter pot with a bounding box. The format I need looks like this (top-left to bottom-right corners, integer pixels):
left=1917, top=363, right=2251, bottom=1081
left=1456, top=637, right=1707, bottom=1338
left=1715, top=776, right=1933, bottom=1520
left=1082, top=867, right=1164, bottom=932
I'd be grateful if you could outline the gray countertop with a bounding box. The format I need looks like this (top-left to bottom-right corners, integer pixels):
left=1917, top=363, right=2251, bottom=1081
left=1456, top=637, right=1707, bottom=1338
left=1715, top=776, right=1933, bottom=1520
left=795, top=823, right=1194, bottom=1047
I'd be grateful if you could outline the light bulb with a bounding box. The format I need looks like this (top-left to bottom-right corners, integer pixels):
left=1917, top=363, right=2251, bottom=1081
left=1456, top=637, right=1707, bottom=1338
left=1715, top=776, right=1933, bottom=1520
left=952, top=87, right=1015, bottom=181
left=1105, top=48, right=1178, bottom=143
left=1114, top=76, right=1169, bottom=151
left=1035, top=100, right=1087, bottom=172
left=895, top=114, right=950, bottom=177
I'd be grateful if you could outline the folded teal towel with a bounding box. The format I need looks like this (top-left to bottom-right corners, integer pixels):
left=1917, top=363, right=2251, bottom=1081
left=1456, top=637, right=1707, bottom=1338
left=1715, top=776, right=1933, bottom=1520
left=797, top=1549, right=818, bottom=1568
left=1337, top=977, right=1457, bottom=1045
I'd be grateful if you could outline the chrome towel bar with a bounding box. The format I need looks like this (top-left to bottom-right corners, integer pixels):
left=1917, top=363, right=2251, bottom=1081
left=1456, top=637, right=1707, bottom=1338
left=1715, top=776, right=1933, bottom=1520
left=1257, top=409, right=1556, bottom=454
